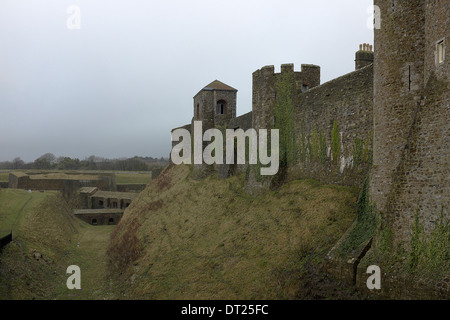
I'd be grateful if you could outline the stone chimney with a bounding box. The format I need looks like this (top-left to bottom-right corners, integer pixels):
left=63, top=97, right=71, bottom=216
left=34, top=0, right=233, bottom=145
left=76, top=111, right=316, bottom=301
left=355, top=43, right=374, bottom=70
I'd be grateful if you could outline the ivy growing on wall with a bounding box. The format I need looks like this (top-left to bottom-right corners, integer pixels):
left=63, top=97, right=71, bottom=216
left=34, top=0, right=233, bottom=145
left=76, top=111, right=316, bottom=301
left=331, top=120, right=341, bottom=163
left=339, top=176, right=377, bottom=257
left=408, top=211, right=449, bottom=274
left=310, top=128, right=319, bottom=160
left=318, top=132, right=327, bottom=164
left=298, top=134, right=307, bottom=163
left=353, top=138, right=364, bottom=168
left=307, top=139, right=313, bottom=161
left=274, top=72, right=297, bottom=168
left=363, top=130, right=374, bottom=166
left=307, top=127, right=328, bottom=164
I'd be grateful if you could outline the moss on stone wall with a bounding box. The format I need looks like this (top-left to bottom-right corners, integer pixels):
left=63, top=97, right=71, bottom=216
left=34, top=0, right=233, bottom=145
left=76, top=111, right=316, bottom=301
left=339, top=177, right=376, bottom=257
left=369, top=205, right=449, bottom=283
left=408, top=211, right=449, bottom=276
left=363, top=131, right=374, bottom=166
left=310, top=128, right=319, bottom=161
left=353, top=138, right=364, bottom=168
left=318, top=132, right=327, bottom=164
left=274, top=72, right=297, bottom=168
left=331, top=120, right=341, bottom=163
left=298, top=134, right=307, bottom=163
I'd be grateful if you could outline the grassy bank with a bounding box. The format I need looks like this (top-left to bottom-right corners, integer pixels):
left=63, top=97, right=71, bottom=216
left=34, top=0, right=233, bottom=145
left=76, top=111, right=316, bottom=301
left=108, top=165, right=361, bottom=299
left=0, top=189, right=116, bottom=300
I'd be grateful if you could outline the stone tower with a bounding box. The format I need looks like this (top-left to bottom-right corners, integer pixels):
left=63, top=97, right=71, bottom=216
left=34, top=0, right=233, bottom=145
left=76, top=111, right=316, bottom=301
left=252, top=64, right=320, bottom=131
left=193, top=80, right=237, bottom=129
left=371, top=0, right=449, bottom=244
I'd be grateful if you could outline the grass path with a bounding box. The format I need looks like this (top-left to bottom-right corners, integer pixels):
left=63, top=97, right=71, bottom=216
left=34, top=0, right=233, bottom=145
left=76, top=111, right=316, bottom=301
left=55, top=225, right=116, bottom=300
left=0, top=189, right=119, bottom=300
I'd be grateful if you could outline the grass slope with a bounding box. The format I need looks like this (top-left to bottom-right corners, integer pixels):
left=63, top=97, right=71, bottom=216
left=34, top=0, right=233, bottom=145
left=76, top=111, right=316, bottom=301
left=0, top=189, right=116, bottom=300
left=0, top=189, right=82, bottom=299
left=108, top=165, right=361, bottom=299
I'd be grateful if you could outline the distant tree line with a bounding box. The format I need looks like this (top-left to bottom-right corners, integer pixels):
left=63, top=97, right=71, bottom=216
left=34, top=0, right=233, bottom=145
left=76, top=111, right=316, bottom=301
left=0, top=153, right=169, bottom=171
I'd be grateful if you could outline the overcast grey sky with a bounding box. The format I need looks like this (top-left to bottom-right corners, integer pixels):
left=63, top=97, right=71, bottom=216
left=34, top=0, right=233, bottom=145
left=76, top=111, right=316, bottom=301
left=0, top=0, right=373, bottom=162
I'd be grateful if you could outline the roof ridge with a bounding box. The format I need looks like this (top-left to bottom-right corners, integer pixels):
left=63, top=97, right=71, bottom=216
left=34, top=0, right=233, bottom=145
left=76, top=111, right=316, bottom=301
left=202, top=80, right=237, bottom=91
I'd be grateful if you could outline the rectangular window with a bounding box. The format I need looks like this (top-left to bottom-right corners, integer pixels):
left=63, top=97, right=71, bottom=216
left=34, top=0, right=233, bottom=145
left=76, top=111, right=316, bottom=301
left=437, top=40, right=445, bottom=65
left=302, top=84, right=308, bottom=92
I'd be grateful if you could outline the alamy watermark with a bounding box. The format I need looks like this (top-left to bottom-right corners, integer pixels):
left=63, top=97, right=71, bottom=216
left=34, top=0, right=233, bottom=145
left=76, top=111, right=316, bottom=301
left=171, top=121, right=280, bottom=176
left=66, top=265, right=81, bottom=290
left=366, top=265, right=381, bottom=290
left=67, top=5, right=81, bottom=30
left=367, top=5, right=381, bottom=30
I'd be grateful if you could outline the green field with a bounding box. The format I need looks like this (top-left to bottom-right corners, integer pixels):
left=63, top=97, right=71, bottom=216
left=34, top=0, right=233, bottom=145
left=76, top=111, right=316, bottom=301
left=0, top=172, right=9, bottom=182
left=0, top=170, right=153, bottom=185
left=115, top=172, right=152, bottom=184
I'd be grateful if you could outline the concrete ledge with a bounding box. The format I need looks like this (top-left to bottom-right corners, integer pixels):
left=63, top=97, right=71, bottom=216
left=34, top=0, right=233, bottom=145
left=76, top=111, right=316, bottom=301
left=325, top=220, right=373, bottom=286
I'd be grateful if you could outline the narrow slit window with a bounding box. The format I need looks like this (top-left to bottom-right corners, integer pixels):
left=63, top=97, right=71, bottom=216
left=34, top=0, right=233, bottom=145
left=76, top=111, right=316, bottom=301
left=408, top=65, right=411, bottom=91
left=217, top=100, right=226, bottom=115
left=437, top=40, right=445, bottom=64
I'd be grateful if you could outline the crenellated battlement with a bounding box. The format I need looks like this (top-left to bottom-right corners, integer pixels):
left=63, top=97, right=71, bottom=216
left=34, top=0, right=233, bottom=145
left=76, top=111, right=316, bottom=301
left=253, top=63, right=320, bottom=85
left=251, top=63, right=322, bottom=130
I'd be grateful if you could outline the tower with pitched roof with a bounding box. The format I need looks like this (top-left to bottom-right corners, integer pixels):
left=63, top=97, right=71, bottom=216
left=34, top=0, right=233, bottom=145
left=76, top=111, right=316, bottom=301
left=193, top=80, right=238, bottom=130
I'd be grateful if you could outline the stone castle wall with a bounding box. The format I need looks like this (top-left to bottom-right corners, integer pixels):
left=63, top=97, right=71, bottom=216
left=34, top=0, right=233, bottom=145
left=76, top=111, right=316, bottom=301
left=249, top=62, right=373, bottom=188
left=290, top=64, right=374, bottom=187
left=229, top=111, right=253, bottom=130
left=251, top=64, right=321, bottom=132
left=371, top=0, right=449, bottom=244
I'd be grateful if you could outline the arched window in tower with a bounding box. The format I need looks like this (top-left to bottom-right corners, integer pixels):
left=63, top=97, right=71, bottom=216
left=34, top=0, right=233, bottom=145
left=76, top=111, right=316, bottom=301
left=217, top=100, right=226, bottom=115
left=196, top=103, right=200, bottom=118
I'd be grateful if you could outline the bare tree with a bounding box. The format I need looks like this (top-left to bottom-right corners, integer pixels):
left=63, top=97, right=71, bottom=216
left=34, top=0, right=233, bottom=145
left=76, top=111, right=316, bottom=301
left=12, top=157, right=25, bottom=169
